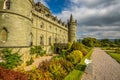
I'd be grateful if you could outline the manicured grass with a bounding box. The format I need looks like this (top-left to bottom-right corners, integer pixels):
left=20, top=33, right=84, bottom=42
left=64, top=70, right=83, bottom=80
left=64, top=49, right=93, bottom=80
left=107, top=52, right=120, bottom=63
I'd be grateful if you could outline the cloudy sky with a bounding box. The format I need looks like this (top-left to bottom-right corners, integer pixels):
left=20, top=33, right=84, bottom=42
left=34, top=0, right=120, bottom=39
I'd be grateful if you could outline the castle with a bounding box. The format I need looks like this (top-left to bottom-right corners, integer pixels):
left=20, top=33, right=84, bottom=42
left=0, top=0, right=77, bottom=53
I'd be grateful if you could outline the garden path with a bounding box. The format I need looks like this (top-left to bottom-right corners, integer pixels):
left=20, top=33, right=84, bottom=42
left=81, top=48, right=120, bottom=80
left=24, top=54, right=57, bottom=71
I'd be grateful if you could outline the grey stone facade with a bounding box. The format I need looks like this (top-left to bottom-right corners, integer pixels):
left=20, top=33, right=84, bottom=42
left=0, top=0, right=77, bottom=52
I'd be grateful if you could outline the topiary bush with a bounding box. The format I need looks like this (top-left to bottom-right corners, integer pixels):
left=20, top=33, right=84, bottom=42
left=67, top=50, right=83, bottom=65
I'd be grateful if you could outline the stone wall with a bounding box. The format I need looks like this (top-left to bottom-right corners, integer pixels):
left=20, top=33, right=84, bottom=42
left=0, top=0, right=33, bottom=47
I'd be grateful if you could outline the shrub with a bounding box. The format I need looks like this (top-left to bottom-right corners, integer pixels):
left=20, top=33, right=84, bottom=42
left=38, top=60, right=50, bottom=72
left=75, top=64, right=86, bottom=71
left=49, top=60, right=68, bottom=80
left=67, top=50, right=83, bottom=65
left=25, top=69, right=52, bottom=80
left=0, top=67, right=28, bottom=80
left=81, top=48, right=88, bottom=56
left=67, top=42, right=73, bottom=50
left=26, top=58, right=34, bottom=66
left=71, top=42, right=81, bottom=51
left=115, top=49, right=120, bottom=54
left=0, top=48, right=23, bottom=69
left=70, top=42, right=89, bottom=56
left=30, top=46, right=46, bottom=56
left=59, top=59, right=74, bottom=72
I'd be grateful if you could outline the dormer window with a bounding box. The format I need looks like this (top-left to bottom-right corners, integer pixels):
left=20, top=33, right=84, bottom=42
left=0, top=28, right=8, bottom=43
left=3, top=0, right=10, bottom=9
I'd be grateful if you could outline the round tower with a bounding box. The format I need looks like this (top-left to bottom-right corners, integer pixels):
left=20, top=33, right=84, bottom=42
left=0, top=0, right=34, bottom=47
left=68, top=14, right=77, bottom=42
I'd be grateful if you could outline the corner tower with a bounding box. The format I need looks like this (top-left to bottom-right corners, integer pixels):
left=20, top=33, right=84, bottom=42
left=0, top=0, right=34, bottom=47
left=68, top=14, right=77, bottom=42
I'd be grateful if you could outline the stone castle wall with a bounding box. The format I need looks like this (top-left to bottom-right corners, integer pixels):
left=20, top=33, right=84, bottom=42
left=0, top=0, right=77, bottom=64
left=0, top=0, right=33, bottom=47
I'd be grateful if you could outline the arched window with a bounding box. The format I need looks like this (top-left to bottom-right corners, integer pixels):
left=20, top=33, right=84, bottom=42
left=40, top=35, right=44, bottom=46
left=49, top=25, right=51, bottom=30
left=55, top=37, right=57, bottom=43
left=49, top=36, right=51, bottom=45
left=40, top=22, right=44, bottom=28
left=0, top=28, right=8, bottom=43
left=3, top=0, right=10, bottom=9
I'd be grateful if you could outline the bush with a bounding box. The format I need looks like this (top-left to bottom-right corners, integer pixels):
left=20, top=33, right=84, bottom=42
left=81, top=48, right=88, bottom=56
left=58, top=59, right=74, bottom=72
left=26, top=58, right=34, bottom=66
left=115, top=49, right=120, bottom=54
left=38, top=60, right=50, bottom=72
left=0, top=67, right=28, bottom=80
left=25, top=69, right=52, bottom=80
left=75, top=64, right=86, bottom=71
left=49, top=60, right=68, bottom=80
left=30, top=46, right=46, bottom=56
left=38, top=59, right=74, bottom=80
left=67, top=50, right=83, bottom=65
left=71, top=42, right=82, bottom=51
left=70, top=42, right=89, bottom=56
left=0, top=48, right=23, bottom=69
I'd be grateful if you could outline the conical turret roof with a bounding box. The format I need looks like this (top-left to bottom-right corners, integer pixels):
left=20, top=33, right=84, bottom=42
left=70, top=14, right=75, bottom=22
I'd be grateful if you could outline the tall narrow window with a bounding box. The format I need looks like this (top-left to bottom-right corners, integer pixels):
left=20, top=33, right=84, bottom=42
left=49, top=26, right=51, bottom=30
left=30, top=33, right=33, bottom=46
left=40, top=22, right=44, bottom=28
left=49, top=36, right=51, bottom=45
left=3, top=0, right=10, bottom=9
left=55, top=37, right=57, bottom=43
left=40, top=36, right=44, bottom=46
left=0, top=28, right=8, bottom=43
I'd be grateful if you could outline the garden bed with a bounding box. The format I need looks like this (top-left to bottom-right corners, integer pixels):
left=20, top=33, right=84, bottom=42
left=64, top=49, right=93, bottom=80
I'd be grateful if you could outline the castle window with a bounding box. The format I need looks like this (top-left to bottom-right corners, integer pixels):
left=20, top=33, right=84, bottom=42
left=3, top=0, right=10, bottom=9
left=49, top=36, right=51, bottom=45
left=55, top=28, right=57, bottom=33
left=60, top=30, right=61, bottom=33
left=55, top=38, right=57, bottom=43
left=40, top=22, right=44, bottom=28
left=40, top=36, right=44, bottom=46
left=0, top=28, right=8, bottom=43
left=30, top=33, right=33, bottom=46
left=49, top=25, right=51, bottom=30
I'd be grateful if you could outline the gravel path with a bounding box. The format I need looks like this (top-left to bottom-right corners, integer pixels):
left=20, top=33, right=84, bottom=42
left=24, top=54, right=57, bottom=71
left=81, top=48, right=120, bottom=80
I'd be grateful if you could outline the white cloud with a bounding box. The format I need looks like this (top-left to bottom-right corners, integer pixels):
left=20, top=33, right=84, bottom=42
left=55, top=0, right=120, bottom=39
left=34, top=0, right=120, bottom=39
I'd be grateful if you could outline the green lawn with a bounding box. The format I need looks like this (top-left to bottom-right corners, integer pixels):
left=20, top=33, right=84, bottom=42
left=107, top=52, right=120, bottom=63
